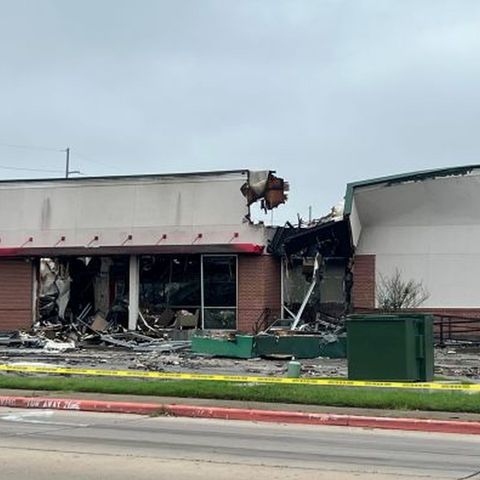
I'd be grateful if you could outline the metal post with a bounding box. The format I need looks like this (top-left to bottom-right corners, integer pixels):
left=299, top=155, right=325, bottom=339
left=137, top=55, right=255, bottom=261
left=65, top=147, right=70, bottom=178
left=280, top=256, right=285, bottom=319
left=291, top=278, right=317, bottom=330
left=291, top=253, right=320, bottom=330
left=128, top=255, right=139, bottom=331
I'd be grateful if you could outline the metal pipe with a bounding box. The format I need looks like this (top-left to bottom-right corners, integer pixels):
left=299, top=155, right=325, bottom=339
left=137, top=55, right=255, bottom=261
left=291, top=253, right=320, bottom=330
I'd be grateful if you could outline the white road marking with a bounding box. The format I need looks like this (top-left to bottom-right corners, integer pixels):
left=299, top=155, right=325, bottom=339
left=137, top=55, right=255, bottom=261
left=0, top=410, right=89, bottom=427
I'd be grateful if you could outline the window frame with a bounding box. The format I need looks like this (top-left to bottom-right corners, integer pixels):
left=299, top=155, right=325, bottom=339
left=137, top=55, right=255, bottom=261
left=201, top=254, right=238, bottom=330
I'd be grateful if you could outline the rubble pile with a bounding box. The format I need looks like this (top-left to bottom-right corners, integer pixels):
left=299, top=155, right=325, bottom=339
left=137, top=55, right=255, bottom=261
left=0, top=332, right=74, bottom=352
left=295, top=312, right=345, bottom=335
left=0, top=341, right=349, bottom=377
left=435, top=349, right=480, bottom=379
left=0, top=330, right=191, bottom=354
left=136, top=352, right=286, bottom=375
left=33, top=257, right=193, bottom=353
left=35, top=301, right=192, bottom=352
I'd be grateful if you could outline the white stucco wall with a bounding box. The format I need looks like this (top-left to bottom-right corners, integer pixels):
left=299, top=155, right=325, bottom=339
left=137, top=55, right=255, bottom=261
left=353, top=170, right=480, bottom=308
left=0, top=171, right=268, bottom=250
left=349, top=197, right=362, bottom=247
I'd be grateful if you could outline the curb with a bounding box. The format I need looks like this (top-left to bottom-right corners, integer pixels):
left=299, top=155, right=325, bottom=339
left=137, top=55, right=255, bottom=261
left=1, top=395, right=479, bottom=435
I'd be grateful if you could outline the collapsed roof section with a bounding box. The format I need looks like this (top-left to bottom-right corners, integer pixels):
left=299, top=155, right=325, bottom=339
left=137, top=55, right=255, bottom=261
left=241, top=170, right=289, bottom=212
left=269, top=217, right=352, bottom=258
left=281, top=219, right=352, bottom=257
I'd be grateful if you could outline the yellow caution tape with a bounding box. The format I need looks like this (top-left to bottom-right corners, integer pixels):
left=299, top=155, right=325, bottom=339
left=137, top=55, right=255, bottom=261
left=0, top=364, right=478, bottom=391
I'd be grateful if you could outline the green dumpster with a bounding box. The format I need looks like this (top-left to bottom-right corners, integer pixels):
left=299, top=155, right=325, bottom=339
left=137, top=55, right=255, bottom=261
left=346, top=314, right=433, bottom=382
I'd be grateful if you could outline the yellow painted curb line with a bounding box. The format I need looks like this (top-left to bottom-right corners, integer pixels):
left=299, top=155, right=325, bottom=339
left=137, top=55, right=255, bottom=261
left=0, top=364, right=478, bottom=391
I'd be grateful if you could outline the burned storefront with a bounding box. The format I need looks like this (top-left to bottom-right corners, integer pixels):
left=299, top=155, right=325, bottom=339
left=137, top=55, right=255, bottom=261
left=37, top=256, right=129, bottom=335
left=189, top=210, right=354, bottom=360
left=0, top=170, right=288, bottom=339
left=36, top=253, right=239, bottom=342
left=268, top=206, right=353, bottom=333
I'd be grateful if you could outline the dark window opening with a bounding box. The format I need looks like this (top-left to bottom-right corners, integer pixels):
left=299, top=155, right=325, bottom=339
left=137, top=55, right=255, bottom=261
left=140, top=255, right=201, bottom=308
left=203, top=255, right=237, bottom=329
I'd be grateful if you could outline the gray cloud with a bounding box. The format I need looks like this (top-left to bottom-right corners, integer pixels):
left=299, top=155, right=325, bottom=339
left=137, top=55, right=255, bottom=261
left=1, top=0, right=480, bottom=223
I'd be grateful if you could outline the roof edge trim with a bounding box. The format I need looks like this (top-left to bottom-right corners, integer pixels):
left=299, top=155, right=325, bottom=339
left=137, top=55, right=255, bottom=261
left=344, top=164, right=480, bottom=215
left=0, top=168, right=251, bottom=185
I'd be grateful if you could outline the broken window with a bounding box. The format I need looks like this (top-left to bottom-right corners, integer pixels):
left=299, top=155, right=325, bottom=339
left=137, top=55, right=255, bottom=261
left=283, top=256, right=349, bottom=323
left=37, top=255, right=130, bottom=331
left=139, top=255, right=201, bottom=326
left=319, top=258, right=348, bottom=304
left=202, top=255, right=237, bottom=329
left=38, top=253, right=239, bottom=333
left=283, top=257, right=321, bottom=320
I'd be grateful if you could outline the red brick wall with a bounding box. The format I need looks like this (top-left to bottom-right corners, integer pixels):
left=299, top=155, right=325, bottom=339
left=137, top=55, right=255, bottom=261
left=237, top=255, right=281, bottom=332
left=0, top=259, right=33, bottom=331
left=352, top=254, right=376, bottom=310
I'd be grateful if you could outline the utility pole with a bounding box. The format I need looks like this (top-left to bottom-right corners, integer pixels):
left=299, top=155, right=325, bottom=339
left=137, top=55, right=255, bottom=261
left=65, top=147, right=70, bottom=178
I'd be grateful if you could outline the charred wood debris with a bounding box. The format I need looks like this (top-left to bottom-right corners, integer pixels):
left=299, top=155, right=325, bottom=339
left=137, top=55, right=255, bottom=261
left=15, top=257, right=191, bottom=353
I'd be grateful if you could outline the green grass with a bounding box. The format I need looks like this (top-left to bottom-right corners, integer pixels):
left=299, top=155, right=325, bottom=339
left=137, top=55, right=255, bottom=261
left=0, top=374, right=479, bottom=414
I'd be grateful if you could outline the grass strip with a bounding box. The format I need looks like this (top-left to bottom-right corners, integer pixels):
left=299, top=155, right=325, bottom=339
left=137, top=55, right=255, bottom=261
left=0, top=374, right=479, bottom=413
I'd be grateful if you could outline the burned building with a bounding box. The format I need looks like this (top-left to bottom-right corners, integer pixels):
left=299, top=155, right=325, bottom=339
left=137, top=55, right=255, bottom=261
left=267, top=164, right=480, bottom=336
left=0, top=170, right=287, bottom=334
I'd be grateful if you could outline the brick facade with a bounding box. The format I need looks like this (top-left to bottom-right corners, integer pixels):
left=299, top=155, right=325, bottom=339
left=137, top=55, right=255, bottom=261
left=352, top=254, right=376, bottom=310
left=0, top=259, right=33, bottom=331
left=237, top=254, right=281, bottom=332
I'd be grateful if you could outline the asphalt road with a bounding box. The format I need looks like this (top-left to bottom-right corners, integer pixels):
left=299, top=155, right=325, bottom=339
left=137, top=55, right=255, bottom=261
left=0, top=408, right=479, bottom=480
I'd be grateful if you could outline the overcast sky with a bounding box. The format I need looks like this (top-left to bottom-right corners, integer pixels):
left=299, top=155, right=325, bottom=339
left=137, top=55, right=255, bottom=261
left=1, top=0, right=480, bottom=223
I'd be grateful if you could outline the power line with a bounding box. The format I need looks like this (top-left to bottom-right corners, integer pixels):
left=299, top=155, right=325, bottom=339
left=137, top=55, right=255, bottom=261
left=0, top=142, right=110, bottom=177
left=0, top=142, right=120, bottom=173
left=0, top=142, right=64, bottom=153
left=0, top=144, right=89, bottom=177
left=0, top=164, right=64, bottom=174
